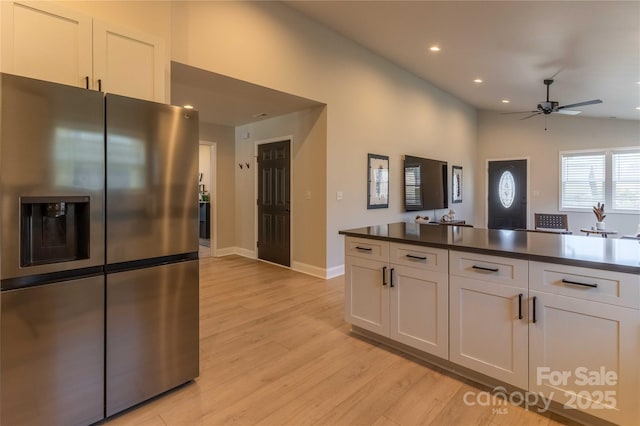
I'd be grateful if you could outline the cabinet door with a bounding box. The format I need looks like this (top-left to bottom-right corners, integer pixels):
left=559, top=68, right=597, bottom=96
left=344, top=256, right=389, bottom=336
left=450, top=276, right=528, bottom=389
left=93, top=19, right=165, bottom=102
left=1, top=1, right=92, bottom=87
left=529, top=291, right=640, bottom=425
left=389, top=265, right=448, bottom=358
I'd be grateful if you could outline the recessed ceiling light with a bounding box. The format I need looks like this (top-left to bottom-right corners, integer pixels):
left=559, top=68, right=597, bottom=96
left=429, top=46, right=440, bottom=52
left=473, top=79, right=483, bottom=84
left=183, top=104, right=194, bottom=109
left=636, top=107, right=640, bottom=110
left=501, top=99, right=510, bottom=104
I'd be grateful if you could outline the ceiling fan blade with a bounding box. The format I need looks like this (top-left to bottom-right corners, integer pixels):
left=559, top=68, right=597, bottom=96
left=501, top=110, right=538, bottom=115
left=554, top=110, right=582, bottom=116
left=520, top=112, right=542, bottom=120
left=558, top=99, right=602, bottom=110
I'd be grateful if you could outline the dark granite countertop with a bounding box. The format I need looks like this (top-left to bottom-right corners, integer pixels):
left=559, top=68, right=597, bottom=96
left=339, top=222, right=640, bottom=274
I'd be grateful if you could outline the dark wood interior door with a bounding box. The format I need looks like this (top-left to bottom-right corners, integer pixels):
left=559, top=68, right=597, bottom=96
left=488, top=159, right=527, bottom=229
left=257, top=140, right=291, bottom=267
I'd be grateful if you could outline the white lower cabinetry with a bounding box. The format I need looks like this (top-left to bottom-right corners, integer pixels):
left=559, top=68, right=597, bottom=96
left=449, top=251, right=529, bottom=389
left=529, top=262, right=640, bottom=426
left=449, top=276, right=528, bottom=388
left=344, top=255, right=389, bottom=336
left=389, top=265, right=448, bottom=359
left=344, top=237, right=449, bottom=358
left=344, top=238, right=640, bottom=425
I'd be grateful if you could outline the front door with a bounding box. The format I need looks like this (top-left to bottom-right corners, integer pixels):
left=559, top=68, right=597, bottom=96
left=488, top=159, right=527, bottom=229
left=257, top=140, right=291, bottom=267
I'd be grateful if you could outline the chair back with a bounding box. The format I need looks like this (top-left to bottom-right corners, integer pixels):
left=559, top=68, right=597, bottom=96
left=534, top=213, right=569, bottom=231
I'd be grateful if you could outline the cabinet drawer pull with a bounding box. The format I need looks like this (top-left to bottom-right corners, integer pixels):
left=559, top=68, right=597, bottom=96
left=390, top=268, right=395, bottom=288
left=472, top=265, right=499, bottom=273
left=406, top=254, right=427, bottom=261
left=98, top=78, right=102, bottom=92
left=532, top=296, right=537, bottom=323
left=561, top=278, right=598, bottom=288
left=355, top=246, right=372, bottom=251
left=518, top=293, right=523, bottom=320
left=85, top=75, right=89, bottom=89
left=382, top=266, right=387, bottom=286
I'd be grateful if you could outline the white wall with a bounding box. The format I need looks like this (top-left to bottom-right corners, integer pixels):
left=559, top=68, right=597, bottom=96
left=476, top=111, right=640, bottom=235
left=235, top=106, right=327, bottom=272
left=171, top=1, right=477, bottom=272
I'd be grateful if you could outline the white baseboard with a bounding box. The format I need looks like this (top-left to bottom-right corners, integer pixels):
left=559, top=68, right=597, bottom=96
left=213, top=250, right=344, bottom=280
left=213, top=247, right=256, bottom=259
left=234, top=247, right=257, bottom=259
left=326, top=264, right=345, bottom=279
left=213, top=247, right=235, bottom=257
left=291, top=261, right=328, bottom=279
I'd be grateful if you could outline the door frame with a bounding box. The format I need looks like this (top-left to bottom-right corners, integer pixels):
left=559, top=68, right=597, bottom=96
left=254, top=136, right=293, bottom=267
left=200, top=140, right=217, bottom=257
left=485, top=157, right=530, bottom=229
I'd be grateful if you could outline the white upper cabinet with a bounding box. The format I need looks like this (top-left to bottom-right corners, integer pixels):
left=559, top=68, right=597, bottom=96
left=1, top=1, right=165, bottom=102
left=93, top=20, right=164, bottom=102
left=1, top=1, right=92, bottom=88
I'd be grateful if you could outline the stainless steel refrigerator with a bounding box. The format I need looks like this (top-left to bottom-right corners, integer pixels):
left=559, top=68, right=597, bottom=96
left=0, top=73, right=106, bottom=426
left=104, top=93, right=199, bottom=416
left=0, top=74, right=199, bottom=425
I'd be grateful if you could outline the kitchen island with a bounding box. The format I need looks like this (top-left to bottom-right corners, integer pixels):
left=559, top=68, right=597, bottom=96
left=339, top=223, right=639, bottom=425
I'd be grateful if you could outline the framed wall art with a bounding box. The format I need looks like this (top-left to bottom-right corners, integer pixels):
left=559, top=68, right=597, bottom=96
left=367, top=153, right=389, bottom=209
left=452, top=165, right=463, bottom=203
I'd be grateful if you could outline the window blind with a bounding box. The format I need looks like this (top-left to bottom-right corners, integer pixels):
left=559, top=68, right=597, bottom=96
left=612, top=151, right=640, bottom=210
left=404, top=165, right=421, bottom=207
left=561, top=153, right=605, bottom=209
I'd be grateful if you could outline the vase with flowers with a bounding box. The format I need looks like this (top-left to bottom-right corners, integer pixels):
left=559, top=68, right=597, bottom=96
left=593, top=202, right=606, bottom=230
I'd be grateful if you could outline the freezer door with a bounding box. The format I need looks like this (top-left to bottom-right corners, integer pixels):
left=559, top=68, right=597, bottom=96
left=0, top=73, right=105, bottom=279
left=106, top=259, right=199, bottom=416
left=1, top=276, right=105, bottom=426
left=106, top=94, right=199, bottom=264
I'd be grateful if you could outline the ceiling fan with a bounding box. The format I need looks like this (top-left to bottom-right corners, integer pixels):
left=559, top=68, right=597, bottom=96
left=509, top=79, right=603, bottom=120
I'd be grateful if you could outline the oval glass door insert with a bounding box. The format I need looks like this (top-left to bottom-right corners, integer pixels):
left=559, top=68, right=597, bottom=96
left=499, top=170, right=515, bottom=208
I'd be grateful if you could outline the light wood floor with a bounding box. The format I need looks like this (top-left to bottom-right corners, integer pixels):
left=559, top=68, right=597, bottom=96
left=107, top=255, right=581, bottom=426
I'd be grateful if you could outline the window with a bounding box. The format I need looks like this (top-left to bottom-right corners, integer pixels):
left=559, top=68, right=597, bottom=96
left=560, top=149, right=640, bottom=213
left=612, top=151, right=640, bottom=210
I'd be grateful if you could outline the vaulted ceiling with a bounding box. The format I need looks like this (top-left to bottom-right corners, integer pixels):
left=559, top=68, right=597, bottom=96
left=171, top=1, right=640, bottom=126
left=285, top=1, right=640, bottom=121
